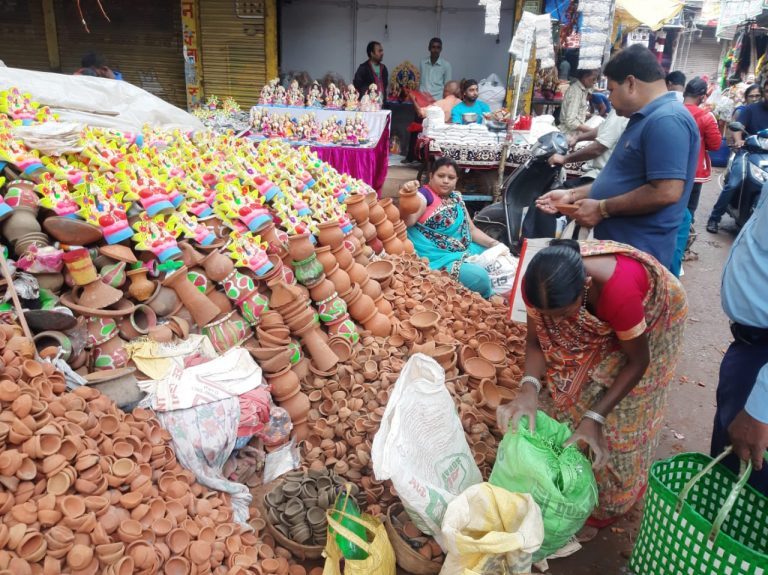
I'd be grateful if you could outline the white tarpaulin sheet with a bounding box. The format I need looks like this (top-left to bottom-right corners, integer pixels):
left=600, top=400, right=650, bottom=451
left=717, top=0, right=763, bottom=38
left=0, top=67, right=203, bottom=132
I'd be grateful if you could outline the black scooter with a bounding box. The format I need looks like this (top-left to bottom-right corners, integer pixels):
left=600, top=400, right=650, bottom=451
left=473, top=131, right=568, bottom=254
left=724, top=121, right=768, bottom=228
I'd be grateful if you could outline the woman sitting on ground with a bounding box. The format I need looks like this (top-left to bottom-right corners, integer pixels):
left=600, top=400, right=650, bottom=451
left=496, top=239, right=688, bottom=531
left=401, top=157, right=501, bottom=298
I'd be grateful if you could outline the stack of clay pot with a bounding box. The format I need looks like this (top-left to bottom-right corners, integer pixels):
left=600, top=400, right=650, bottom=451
left=0, top=321, right=312, bottom=574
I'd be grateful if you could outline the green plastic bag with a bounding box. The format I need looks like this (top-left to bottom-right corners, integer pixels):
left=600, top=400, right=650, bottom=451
left=489, top=411, right=598, bottom=561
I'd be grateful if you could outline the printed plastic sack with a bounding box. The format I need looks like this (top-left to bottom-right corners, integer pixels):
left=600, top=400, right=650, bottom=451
left=440, top=483, right=544, bottom=575
left=489, top=411, right=598, bottom=561
left=371, top=354, right=482, bottom=545
left=466, top=244, right=519, bottom=297
left=478, top=74, right=506, bottom=111
left=322, top=504, right=396, bottom=575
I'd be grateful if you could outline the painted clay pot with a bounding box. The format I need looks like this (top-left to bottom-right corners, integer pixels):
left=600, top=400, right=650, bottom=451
left=220, top=269, right=255, bottom=300
left=316, top=294, right=347, bottom=324
left=91, top=334, right=129, bottom=371
left=200, top=250, right=234, bottom=283
left=326, top=313, right=359, bottom=345
left=2, top=207, right=40, bottom=244
left=62, top=248, right=98, bottom=286
left=326, top=264, right=351, bottom=295
left=162, top=266, right=220, bottom=327
left=316, top=220, right=344, bottom=249
left=344, top=194, right=369, bottom=223
left=265, top=365, right=300, bottom=401
left=202, top=311, right=250, bottom=354
left=236, top=289, right=270, bottom=327
left=292, top=254, right=324, bottom=287
left=398, top=189, right=421, bottom=216
left=33, top=331, right=73, bottom=362
left=5, top=180, right=39, bottom=212
left=100, top=261, right=127, bottom=288
left=126, top=268, right=155, bottom=302
left=379, top=197, right=400, bottom=223
left=286, top=233, right=314, bottom=262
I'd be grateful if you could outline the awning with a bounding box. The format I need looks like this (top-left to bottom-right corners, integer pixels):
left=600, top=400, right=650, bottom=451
left=615, top=0, right=685, bottom=31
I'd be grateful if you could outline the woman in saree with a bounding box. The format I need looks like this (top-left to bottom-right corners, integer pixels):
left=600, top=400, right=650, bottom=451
left=402, top=157, right=501, bottom=298
left=496, top=239, right=688, bottom=529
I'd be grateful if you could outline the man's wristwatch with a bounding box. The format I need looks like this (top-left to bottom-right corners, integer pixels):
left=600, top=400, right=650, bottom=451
left=599, top=199, right=611, bottom=219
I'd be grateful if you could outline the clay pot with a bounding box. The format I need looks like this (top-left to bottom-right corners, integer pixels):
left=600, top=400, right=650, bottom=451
left=202, top=311, right=250, bottom=353
left=163, top=266, right=220, bottom=327
left=326, top=264, right=351, bottom=295
left=398, top=188, right=421, bottom=216
left=62, top=249, right=98, bottom=286
left=360, top=277, right=381, bottom=301
left=344, top=284, right=376, bottom=322
left=372, top=214, right=394, bottom=240
left=208, top=289, right=234, bottom=314
left=126, top=268, right=155, bottom=302
left=362, top=311, right=392, bottom=337
left=287, top=233, right=314, bottom=262
left=2, top=207, right=40, bottom=244
left=309, top=278, right=334, bottom=303
left=90, top=334, right=128, bottom=370
left=255, top=220, right=285, bottom=252
left=294, top=321, right=339, bottom=373
left=478, top=342, right=506, bottom=365
left=366, top=260, right=395, bottom=289
left=267, top=279, right=305, bottom=310
left=479, top=379, right=501, bottom=408
left=410, top=310, right=440, bottom=335
left=178, top=241, right=205, bottom=268
left=382, top=234, right=405, bottom=255
left=74, top=279, right=124, bottom=310
left=145, top=285, right=178, bottom=317
left=200, top=250, right=234, bottom=283
left=463, top=357, right=496, bottom=380
left=366, top=192, right=386, bottom=222
left=344, top=194, right=369, bottom=223
left=315, top=246, right=337, bottom=273
left=33, top=331, right=72, bottom=362
left=316, top=220, right=344, bottom=249
left=373, top=296, right=393, bottom=317
left=265, top=366, right=301, bottom=401
left=118, top=305, right=157, bottom=340
left=379, top=197, right=400, bottom=223
left=279, top=390, right=310, bottom=425
left=292, top=253, right=324, bottom=287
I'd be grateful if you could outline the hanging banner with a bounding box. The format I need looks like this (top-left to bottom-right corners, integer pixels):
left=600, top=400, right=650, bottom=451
left=181, top=0, right=204, bottom=110
left=578, top=0, right=614, bottom=69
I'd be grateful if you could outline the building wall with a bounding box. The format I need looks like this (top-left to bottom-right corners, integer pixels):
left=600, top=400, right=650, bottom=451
left=279, top=0, right=516, bottom=87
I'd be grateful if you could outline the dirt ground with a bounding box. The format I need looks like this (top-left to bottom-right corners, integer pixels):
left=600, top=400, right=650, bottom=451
left=547, top=173, right=737, bottom=574
left=382, top=167, right=738, bottom=574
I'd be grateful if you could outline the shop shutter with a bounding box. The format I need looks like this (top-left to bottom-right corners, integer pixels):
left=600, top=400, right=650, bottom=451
left=0, top=0, right=50, bottom=71
left=680, top=30, right=724, bottom=82
left=53, top=0, right=187, bottom=108
left=198, top=0, right=268, bottom=107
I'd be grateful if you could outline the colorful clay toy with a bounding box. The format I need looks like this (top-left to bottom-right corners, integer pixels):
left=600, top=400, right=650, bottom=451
left=75, top=176, right=134, bottom=244
left=131, top=213, right=182, bottom=263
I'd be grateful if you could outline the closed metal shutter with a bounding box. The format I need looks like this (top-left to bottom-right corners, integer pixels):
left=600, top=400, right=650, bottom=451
left=679, top=29, right=724, bottom=82
left=0, top=0, right=50, bottom=71
left=53, top=0, right=186, bottom=108
left=198, top=0, right=268, bottom=107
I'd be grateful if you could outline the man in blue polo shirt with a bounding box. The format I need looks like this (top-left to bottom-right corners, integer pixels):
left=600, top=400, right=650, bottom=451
left=536, top=45, right=699, bottom=269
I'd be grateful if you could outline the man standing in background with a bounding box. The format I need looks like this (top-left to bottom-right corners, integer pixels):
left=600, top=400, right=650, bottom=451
left=419, top=38, right=452, bottom=101
left=665, top=70, right=686, bottom=102
left=353, top=41, right=388, bottom=103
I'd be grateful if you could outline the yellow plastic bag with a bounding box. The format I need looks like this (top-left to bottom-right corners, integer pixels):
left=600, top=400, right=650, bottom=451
left=322, top=508, right=396, bottom=575
left=440, top=483, right=544, bottom=575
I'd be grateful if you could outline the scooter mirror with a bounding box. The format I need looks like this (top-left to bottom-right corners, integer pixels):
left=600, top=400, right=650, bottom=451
left=729, top=121, right=746, bottom=133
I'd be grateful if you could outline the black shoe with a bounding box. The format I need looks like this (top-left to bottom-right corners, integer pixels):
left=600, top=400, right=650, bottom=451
left=706, top=219, right=719, bottom=234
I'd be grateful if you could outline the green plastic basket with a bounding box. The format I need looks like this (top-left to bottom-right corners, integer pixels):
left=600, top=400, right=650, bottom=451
left=630, top=447, right=768, bottom=575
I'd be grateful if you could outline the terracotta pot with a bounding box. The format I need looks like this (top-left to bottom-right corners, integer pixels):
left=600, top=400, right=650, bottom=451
left=178, top=241, right=206, bottom=268
left=366, top=260, right=394, bottom=289
left=267, top=279, right=305, bottom=310
left=373, top=295, right=393, bottom=317
left=126, top=268, right=155, bottom=302
left=478, top=342, right=506, bottom=365
left=343, top=284, right=376, bottom=323
left=368, top=236, right=384, bottom=254
left=308, top=278, right=334, bottom=303
left=118, top=305, right=157, bottom=340
left=200, top=250, right=234, bottom=283
left=314, top=246, right=337, bottom=273
left=363, top=311, right=392, bottom=337
left=317, top=294, right=347, bottom=324
left=365, top=192, right=386, bottom=222
left=372, top=215, right=394, bottom=240
left=90, top=334, right=128, bottom=371
left=360, top=278, right=381, bottom=301
left=2, top=207, right=40, bottom=244
left=398, top=189, right=421, bottom=216
left=265, top=365, right=301, bottom=401
left=344, top=194, right=369, bottom=223
left=254, top=220, right=285, bottom=253
left=62, top=248, right=98, bottom=286
left=345, top=260, right=369, bottom=286
left=358, top=218, right=377, bottom=242
left=100, top=261, right=127, bottom=288
left=258, top=348, right=292, bottom=374
left=202, top=311, right=250, bottom=353
left=381, top=234, right=405, bottom=255
left=326, top=264, right=351, bottom=295
left=287, top=233, right=314, bottom=262
left=294, top=321, right=339, bottom=372
left=145, top=285, right=179, bottom=317
left=379, top=197, right=400, bottom=223
left=479, top=379, right=501, bottom=409
left=33, top=331, right=73, bottom=362
left=236, top=288, right=270, bottom=327
left=74, top=279, right=124, bottom=310
left=279, top=391, right=310, bottom=426
left=326, top=314, right=359, bottom=345
left=208, top=289, right=234, bottom=314
left=163, top=266, right=220, bottom=327
left=316, top=220, right=344, bottom=249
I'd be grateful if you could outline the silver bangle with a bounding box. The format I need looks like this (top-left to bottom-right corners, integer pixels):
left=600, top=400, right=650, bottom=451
left=520, top=376, right=542, bottom=394
left=583, top=409, right=606, bottom=425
